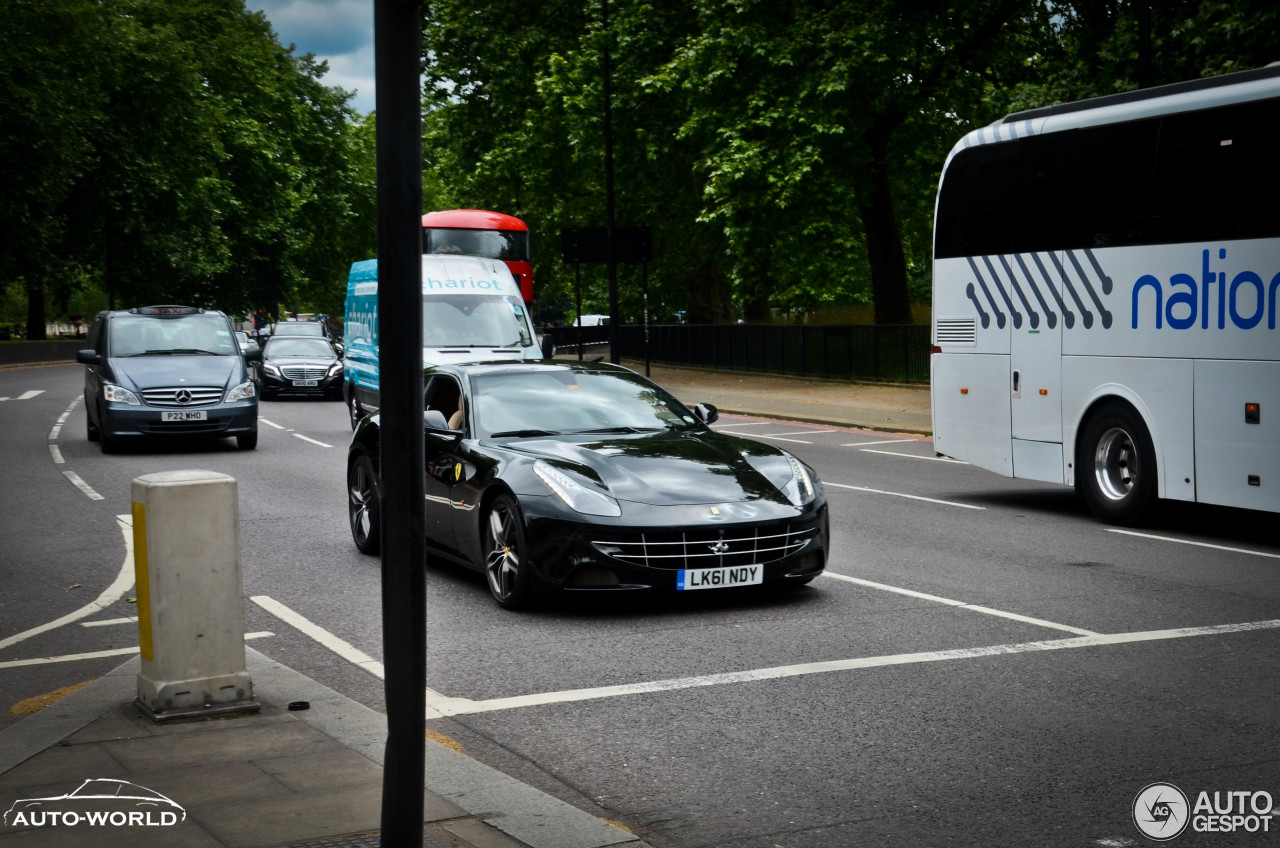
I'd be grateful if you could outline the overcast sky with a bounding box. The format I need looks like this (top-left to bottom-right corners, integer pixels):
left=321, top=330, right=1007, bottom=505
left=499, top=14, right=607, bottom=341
left=253, top=0, right=376, bottom=114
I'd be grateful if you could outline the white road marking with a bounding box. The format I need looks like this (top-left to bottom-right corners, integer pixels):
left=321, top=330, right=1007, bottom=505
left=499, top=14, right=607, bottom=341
left=260, top=418, right=287, bottom=430
left=0, top=633, right=273, bottom=669
left=0, top=516, right=135, bottom=652
left=48, top=445, right=64, bottom=464
left=18, top=390, right=44, bottom=400
left=824, top=481, right=984, bottom=509
left=424, top=619, right=1280, bottom=717
left=744, top=433, right=812, bottom=444
left=712, top=422, right=774, bottom=428
left=61, top=470, right=104, bottom=500
left=760, top=429, right=835, bottom=437
left=841, top=438, right=914, bottom=447
left=1108, top=529, right=1280, bottom=560
left=821, top=572, right=1100, bottom=636
left=81, top=617, right=139, bottom=627
left=251, top=595, right=384, bottom=678
left=292, top=434, right=332, bottom=448
left=861, top=448, right=967, bottom=463
left=249, top=595, right=462, bottom=710
left=49, top=396, right=79, bottom=440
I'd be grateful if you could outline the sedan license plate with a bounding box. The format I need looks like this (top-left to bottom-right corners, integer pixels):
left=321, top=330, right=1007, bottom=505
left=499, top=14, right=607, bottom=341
left=676, top=565, right=762, bottom=590
left=292, top=379, right=318, bottom=387
left=161, top=410, right=207, bottom=422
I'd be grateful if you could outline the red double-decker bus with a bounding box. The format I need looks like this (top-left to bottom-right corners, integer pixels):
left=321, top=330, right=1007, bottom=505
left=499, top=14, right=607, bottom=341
left=421, top=209, right=533, bottom=302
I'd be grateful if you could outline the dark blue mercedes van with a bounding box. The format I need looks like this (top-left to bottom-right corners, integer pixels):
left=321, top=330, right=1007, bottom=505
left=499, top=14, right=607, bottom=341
left=77, top=306, right=262, bottom=452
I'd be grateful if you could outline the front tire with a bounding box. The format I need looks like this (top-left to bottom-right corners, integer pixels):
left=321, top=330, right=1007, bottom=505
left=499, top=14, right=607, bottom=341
left=1077, top=401, right=1157, bottom=526
left=348, top=454, right=381, bottom=554
left=483, top=494, right=534, bottom=609
left=236, top=430, right=258, bottom=450
left=347, top=390, right=365, bottom=430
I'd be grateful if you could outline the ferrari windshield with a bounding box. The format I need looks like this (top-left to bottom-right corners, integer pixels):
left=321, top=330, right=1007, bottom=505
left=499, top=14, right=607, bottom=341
left=422, top=294, right=533, bottom=348
left=474, top=369, right=699, bottom=437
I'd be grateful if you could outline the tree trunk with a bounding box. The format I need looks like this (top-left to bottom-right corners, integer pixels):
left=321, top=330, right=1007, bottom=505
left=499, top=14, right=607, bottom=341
left=25, top=280, right=48, bottom=340
left=858, top=117, right=914, bottom=326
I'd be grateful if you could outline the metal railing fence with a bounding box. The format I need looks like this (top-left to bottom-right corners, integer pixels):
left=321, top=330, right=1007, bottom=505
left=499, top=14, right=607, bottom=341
left=549, top=323, right=930, bottom=383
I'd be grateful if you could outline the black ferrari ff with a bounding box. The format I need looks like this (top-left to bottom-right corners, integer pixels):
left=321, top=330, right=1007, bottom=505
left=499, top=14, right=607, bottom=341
left=346, top=360, right=828, bottom=608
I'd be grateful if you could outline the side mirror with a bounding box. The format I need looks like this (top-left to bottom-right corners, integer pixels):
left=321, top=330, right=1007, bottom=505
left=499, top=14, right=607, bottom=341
left=76, top=350, right=100, bottom=365
left=694, top=402, right=719, bottom=425
left=243, top=346, right=263, bottom=363
left=424, top=409, right=464, bottom=449
left=540, top=333, right=555, bottom=359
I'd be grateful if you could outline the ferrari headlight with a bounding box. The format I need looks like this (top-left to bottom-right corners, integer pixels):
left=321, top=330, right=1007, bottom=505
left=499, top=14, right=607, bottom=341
left=225, top=381, right=256, bottom=403
left=781, top=455, right=816, bottom=506
left=103, top=384, right=140, bottom=405
left=534, top=461, right=621, bottom=517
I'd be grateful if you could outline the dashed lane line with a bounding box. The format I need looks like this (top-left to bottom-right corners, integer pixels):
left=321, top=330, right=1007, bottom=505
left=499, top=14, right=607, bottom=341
left=824, top=481, right=983, bottom=510
left=860, top=448, right=967, bottom=463
left=0, top=516, right=134, bottom=652
left=292, top=433, right=333, bottom=448
left=841, top=438, right=916, bottom=447
left=260, top=418, right=287, bottom=430
left=61, top=470, right=104, bottom=500
left=1108, top=529, right=1280, bottom=560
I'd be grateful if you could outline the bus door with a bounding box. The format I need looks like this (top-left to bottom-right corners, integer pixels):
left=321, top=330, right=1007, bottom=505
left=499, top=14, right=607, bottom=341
left=1008, top=251, right=1065, bottom=483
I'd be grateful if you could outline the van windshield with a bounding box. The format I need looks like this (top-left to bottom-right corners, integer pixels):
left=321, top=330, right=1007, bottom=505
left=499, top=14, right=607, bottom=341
left=422, top=295, right=533, bottom=348
left=110, top=315, right=234, bottom=357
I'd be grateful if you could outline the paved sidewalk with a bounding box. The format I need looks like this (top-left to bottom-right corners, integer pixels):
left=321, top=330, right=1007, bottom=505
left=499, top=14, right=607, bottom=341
left=0, top=649, right=647, bottom=848
left=619, top=360, right=932, bottom=436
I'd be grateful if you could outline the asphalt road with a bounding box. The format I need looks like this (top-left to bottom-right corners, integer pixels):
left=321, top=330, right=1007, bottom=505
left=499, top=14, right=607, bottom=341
left=4, top=363, right=1280, bottom=847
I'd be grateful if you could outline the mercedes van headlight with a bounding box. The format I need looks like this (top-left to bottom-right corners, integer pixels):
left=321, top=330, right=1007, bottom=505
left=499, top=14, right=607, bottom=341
left=534, top=461, right=621, bottom=517
left=225, top=381, right=256, bottom=403
left=103, top=384, right=140, bottom=405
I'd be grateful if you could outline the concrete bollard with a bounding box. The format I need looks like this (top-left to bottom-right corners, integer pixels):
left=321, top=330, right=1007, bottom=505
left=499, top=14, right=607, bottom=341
left=131, top=470, right=258, bottom=720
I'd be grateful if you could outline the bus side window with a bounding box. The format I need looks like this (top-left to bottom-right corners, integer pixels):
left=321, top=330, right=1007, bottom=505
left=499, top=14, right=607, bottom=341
left=1153, top=100, right=1280, bottom=244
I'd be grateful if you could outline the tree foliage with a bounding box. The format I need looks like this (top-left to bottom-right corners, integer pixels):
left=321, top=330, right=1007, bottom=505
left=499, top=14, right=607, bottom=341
left=0, top=0, right=374, bottom=337
left=422, top=0, right=1274, bottom=325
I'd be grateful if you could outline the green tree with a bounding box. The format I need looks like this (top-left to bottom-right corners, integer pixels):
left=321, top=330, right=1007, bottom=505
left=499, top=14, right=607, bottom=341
left=1, top=0, right=373, bottom=336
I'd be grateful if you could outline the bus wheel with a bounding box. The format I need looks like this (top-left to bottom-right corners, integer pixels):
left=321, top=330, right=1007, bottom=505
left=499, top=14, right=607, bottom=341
left=1078, top=401, right=1156, bottom=526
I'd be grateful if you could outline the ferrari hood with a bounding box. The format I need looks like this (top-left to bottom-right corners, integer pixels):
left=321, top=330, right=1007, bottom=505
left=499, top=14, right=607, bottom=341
left=503, top=430, right=795, bottom=506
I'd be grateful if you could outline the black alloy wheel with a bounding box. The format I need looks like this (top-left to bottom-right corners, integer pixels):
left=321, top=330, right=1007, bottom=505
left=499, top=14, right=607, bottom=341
left=483, top=494, right=533, bottom=609
left=348, top=454, right=381, bottom=554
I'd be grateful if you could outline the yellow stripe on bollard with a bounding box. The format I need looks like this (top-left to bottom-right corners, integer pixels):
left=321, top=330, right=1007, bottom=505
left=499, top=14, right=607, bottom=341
left=131, top=501, right=153, bottom=662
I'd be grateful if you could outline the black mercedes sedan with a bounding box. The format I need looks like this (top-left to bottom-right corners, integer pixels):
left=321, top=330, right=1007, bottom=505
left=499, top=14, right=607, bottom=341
left=259, top=336, right=344, bottom=400
left=346, top=360, right=828, bottom=608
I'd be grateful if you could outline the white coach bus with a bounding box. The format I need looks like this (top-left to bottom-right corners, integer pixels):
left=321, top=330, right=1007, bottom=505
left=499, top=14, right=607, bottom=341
left=930, top=65, right=1279, bottom=525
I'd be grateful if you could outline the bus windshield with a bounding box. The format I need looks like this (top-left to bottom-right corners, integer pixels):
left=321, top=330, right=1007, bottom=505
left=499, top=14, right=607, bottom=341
left=424, top=227, right=529, bottom=262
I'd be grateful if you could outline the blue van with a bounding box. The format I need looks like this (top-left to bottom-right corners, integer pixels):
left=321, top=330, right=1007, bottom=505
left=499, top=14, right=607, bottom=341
left=342, top=254, right=548, bottom=427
